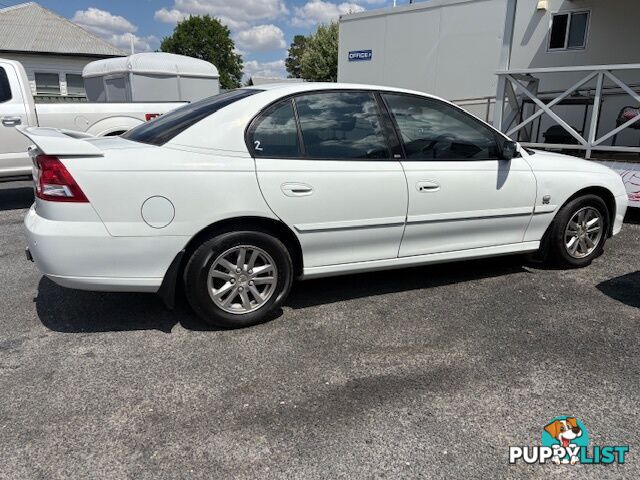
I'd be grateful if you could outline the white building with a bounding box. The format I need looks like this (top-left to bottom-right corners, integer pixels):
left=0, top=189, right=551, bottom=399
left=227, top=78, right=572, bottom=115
left=0, top=2, right=125, bottom=98
left=338, top=0, right=640, bottom=154
left=338, top=0, right=640, bottom=205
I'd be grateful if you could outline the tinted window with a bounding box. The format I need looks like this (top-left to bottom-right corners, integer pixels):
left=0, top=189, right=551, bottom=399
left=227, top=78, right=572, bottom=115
left=294, top=92, right=389, bottom=159
left=123, top=89, right=260, bottom=146
left=251, top=100, right=300, bottom=157
left=567, top=12, right=589, bottom=48
left=549, top=14, right=568, bottom=49
left=549, top=12, right=589, bottom=50
left=383, top=93, right=500, bottom=160
left=0, top=67, right=11, bottom=103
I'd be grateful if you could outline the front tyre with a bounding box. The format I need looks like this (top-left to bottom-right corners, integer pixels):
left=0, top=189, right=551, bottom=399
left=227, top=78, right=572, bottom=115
left=548, top=194, right=609, bottom=268
left=184, top=231, right=293, bottom=328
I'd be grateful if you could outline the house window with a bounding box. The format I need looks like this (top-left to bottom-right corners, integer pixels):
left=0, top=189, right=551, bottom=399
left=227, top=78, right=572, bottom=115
left=65, top=74, right=85, bottom=96
left=34, top=72, right=60, bottom=95
left=549, top=11, right=590, bottom=50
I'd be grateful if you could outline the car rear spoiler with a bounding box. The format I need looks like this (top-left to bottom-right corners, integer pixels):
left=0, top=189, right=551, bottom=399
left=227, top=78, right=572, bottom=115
left=16, top=126, right=104, bottom=157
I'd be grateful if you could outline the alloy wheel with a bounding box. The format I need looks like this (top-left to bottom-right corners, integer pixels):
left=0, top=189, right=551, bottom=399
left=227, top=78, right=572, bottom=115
left=207, top=245, right=278, bottom=314
left=563, top=207, right=603, bottom=259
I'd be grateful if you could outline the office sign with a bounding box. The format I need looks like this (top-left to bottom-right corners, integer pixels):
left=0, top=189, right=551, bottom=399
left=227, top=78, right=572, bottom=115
left=348, top=50, right=372, bottom=62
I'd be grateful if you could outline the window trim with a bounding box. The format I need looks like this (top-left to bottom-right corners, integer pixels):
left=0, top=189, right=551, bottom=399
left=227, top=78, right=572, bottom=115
left=379, top=92, right=507, bottom=162
left=246, top=89, right=396, bottom=161
left=34, top=71, right=61, bottom=95
left=0, top=66, right=12, bottom=103
left=65, top=73, right=86, bottom=97
left=548, top=10, right=591, bottom=52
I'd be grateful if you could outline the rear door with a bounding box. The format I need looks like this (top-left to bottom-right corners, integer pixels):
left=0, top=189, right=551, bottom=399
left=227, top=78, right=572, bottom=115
left=0, top=62, right=31, bottom=176
left=381, top=92, right=537, bottom=257
left=251, top=90, right=408, bottom=268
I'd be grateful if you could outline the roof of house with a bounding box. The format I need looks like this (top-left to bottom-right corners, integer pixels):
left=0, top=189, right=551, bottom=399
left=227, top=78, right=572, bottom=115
left=0, top=2, right=126, bottom=57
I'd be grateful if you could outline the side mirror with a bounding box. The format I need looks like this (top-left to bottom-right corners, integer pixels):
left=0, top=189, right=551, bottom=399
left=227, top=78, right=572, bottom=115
left=501, top=140, right=518, bottom=160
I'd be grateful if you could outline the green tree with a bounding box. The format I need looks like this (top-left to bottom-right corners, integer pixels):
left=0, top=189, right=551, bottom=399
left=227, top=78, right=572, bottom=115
left=285, top=35, right=309, bottom=78
left=160, top=15, right=243, bottom=89
left=300, top=22, right=339, bottom=82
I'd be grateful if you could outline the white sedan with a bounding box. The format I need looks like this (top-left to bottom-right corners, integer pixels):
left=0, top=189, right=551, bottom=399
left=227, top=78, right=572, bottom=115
left=21, top=83, right=628, bottom=328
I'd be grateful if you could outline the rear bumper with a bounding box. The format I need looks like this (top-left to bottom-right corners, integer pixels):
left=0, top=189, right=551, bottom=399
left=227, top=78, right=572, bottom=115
left=613, top=193, right=628, bottom=236
left=24, top=205, right=187, bottom=293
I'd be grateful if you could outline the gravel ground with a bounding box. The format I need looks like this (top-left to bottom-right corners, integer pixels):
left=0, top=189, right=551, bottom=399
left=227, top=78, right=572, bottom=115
left=0, top=181, right=638, bottom=479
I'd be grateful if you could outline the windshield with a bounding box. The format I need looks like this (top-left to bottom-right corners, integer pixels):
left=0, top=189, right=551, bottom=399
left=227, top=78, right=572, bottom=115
left=122, top=89, right=261, bottom=146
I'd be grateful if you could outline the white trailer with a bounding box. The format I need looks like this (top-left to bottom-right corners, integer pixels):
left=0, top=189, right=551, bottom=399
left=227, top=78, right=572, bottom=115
left=82, top=52, right=220, bottom=103
left=0, top=58, right=186, bottom=179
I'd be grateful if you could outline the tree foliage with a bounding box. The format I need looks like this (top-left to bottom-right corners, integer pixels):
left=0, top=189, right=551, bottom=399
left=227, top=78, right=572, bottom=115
left=285, top=35, right=308, bottom=79
left=299, top=22, right=339, bottom=82
left=160, top=15, right=243, bottom=89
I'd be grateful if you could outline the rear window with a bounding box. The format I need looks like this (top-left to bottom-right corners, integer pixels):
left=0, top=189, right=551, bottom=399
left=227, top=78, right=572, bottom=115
left=122, top=89, right=261, bottom=146
left=0, top=67, right=12, bottom=103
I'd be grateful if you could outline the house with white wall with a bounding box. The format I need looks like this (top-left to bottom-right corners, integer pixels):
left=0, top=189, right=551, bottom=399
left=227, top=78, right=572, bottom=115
left=0, top=2, right=125, bottom=99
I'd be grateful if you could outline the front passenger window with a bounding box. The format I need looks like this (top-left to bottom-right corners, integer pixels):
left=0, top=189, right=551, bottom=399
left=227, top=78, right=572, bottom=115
left=383, top=93, right=501, bottom=160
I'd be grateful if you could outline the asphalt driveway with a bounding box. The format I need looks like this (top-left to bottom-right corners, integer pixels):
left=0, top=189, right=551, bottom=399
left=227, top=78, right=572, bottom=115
left=1, top=181, right=638, bottom=479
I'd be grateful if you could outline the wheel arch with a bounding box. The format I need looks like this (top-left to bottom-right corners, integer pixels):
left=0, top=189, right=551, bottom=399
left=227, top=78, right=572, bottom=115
left=86, top=116, right=144, bottom=137
left=158, top=216, right=303, bottom=308
left=537, top=185, right=617, bottom=260
left=562, top=186, right=616, bottom=237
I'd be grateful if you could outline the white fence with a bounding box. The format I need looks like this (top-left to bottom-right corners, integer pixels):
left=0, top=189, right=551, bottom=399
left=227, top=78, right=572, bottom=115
left=493, top=64, right=640, bottom=159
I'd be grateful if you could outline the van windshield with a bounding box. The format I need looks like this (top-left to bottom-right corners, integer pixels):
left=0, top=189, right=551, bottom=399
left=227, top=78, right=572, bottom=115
left=122, top=89, right=261, bottom=146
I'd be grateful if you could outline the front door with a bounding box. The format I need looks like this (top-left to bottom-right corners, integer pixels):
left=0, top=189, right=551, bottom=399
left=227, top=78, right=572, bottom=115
left=380, top=92, right=537, bottom=257
left=0, top=62, right=31, bottom=176
left=251, top=91, right=408, bottom=268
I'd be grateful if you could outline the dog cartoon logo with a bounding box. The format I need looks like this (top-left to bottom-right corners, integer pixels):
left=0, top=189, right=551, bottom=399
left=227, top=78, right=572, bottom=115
left=542, top=416, right=589, bottom=465
left=510, top=416, right=627, bottom=465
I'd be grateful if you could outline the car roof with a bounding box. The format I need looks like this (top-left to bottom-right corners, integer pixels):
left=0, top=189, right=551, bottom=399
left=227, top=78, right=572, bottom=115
left=245, top=82, right=446, bottom=102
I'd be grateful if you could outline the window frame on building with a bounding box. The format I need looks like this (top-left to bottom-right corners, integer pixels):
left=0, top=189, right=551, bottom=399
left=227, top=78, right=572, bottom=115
left=548, top=10, right=591, bottom=52
left=65, top=73, right=86, bottom=97
left=34, top=71, right=62, bottom=95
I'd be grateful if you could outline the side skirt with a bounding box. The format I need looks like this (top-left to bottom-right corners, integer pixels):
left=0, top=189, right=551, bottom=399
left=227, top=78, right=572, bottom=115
left=302, top=241, right=540, bottom=279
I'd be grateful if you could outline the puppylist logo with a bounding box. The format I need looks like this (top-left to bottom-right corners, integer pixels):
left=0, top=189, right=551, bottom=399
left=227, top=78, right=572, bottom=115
left=509, top=416, right=629, bottom=465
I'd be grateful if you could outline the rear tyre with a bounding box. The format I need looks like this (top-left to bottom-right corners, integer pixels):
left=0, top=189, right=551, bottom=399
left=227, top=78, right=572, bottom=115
left=548, top=194, right=609, bottom=268
left=184, top=231, right=293, bottom=328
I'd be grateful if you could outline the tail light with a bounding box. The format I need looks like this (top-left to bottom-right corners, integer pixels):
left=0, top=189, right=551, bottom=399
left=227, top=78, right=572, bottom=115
left=34, top=154, right=88, bottom=203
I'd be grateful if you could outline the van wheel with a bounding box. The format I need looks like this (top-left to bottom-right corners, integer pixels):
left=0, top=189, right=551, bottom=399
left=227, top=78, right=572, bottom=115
left=184, top=231, right=293, bottom=328
left=548, top=194, right=609, bottom=268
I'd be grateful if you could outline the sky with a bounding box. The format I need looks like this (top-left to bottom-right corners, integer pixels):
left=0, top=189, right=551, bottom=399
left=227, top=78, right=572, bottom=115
left=3, top=0, right=410, bottom=79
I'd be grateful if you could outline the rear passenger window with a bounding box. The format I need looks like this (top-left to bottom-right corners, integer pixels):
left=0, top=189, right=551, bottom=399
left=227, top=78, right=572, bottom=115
left=0, top=67, right=12, bottom=103
left=250, top=100, right=300, bottom=158
left=294, top=92, right=389, bottom=159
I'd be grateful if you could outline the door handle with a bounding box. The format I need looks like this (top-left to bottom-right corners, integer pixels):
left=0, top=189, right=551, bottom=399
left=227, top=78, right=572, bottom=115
left=1, top=116, right=22, bottom=127
left=281, top=182, right=313, bottom=197
left=416, top=180, right=440, bottom=192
